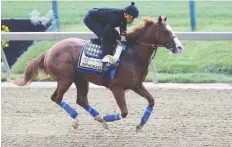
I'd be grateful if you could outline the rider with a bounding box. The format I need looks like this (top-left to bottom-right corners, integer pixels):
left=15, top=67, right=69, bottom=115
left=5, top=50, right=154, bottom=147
left=83, top=2, right=139, bottom=70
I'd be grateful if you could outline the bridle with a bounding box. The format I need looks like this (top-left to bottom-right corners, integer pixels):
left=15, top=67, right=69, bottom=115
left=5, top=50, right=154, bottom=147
left=136, top=36, right=177, bottom=51
left=135, top=24, right=177, bottom=80
left=136, top=21, right=177, bottom=54
left=136, top=37, right=176, bottom=63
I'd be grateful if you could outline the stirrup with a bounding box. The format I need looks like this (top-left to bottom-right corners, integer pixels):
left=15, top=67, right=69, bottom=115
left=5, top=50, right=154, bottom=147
left=102, top=62, right=111, bottom=71
left=101, top=44, right=123, bottom=64
left=102, top=62, right=119, bottom=71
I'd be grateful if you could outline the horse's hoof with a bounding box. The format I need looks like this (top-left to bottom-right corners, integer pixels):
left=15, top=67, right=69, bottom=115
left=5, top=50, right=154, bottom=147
left=136, top=124, right=143, bottom=133
left=102, top=120, right=110, bottom=131
left=94, top=115, right=110, bottom=131
left=94, top=115, right=103, bottom=123
left=111, top=62, right=119, bottom=68
left=72, top=118, right=79, bottom=129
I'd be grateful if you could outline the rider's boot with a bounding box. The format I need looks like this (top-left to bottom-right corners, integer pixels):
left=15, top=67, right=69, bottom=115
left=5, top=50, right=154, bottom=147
left=102, top=44, right=123, bottom=71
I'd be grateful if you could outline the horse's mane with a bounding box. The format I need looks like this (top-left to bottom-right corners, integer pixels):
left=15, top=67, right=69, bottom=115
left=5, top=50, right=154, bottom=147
left=126, top=17, right=155, bottom=42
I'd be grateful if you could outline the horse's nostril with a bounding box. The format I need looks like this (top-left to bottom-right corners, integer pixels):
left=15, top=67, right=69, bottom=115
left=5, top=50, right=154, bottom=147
left=178, top=46, right=182, bottom=50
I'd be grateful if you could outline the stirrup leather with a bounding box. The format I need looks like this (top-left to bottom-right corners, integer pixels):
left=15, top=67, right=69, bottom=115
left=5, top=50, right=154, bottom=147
left=101, top=45, right=123, bottom=64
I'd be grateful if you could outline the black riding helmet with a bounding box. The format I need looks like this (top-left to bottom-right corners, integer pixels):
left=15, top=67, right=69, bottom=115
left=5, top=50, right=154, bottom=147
left=123, top=2, right=139, bottom=18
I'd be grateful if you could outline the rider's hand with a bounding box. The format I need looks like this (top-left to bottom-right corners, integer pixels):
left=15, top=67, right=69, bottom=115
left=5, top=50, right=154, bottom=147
left=122, top=31, right=127, bottom=36
left=121, top=35, right=127, bottom=42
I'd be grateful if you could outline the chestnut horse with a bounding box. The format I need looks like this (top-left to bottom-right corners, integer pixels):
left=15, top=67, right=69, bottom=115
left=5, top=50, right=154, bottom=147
left=11, top=16, right=183, bottom=132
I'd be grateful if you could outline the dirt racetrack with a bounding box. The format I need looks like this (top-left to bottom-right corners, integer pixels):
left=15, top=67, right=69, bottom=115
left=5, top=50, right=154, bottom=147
left=1, top=82, right=232, bottom=147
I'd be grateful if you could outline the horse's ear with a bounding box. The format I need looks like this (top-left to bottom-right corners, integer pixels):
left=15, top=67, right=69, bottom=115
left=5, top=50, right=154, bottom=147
left=164, top=16, right=167, bottom=21
left=158, top=16, right=162, bottom=24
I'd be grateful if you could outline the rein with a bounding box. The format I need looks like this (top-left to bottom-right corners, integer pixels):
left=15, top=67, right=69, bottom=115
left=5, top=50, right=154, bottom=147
left=137, top=42, right=158, bottom=79
left=136, top=42, right=158, bottom=62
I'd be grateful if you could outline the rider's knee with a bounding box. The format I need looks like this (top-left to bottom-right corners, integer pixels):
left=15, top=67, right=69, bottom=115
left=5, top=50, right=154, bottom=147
left=83, top=17, right=91, bottom=27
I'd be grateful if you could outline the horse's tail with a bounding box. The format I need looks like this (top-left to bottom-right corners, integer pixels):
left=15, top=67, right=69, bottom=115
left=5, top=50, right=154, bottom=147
left=10, top=52, right=48, bottom=86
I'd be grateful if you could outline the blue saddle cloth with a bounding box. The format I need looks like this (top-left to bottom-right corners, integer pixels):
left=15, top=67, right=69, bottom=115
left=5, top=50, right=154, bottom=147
left=83, top=39, right=105, bottom=59
left=77, top=39, right=127, bottom=88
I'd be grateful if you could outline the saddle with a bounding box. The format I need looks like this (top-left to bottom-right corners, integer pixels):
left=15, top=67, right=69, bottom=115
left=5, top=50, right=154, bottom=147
left=76, top=38, right=126, bottom=87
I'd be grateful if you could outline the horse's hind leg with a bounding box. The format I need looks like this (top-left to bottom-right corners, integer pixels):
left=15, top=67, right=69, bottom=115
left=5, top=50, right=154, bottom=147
left=132, top=83, right=155, bottom=132
left=51, top=79, right=79, bottom=128
left=73, top=73, right=89, bottom=107
left=74, top=73, right=110, bottom=130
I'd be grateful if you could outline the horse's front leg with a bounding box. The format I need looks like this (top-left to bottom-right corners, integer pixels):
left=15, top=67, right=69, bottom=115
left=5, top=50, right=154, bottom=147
left=88, top=87, right=127, bottom=131
left=132, top=83, right=155, bottom=132
left=110, top=86, right=128, bottom=118
left=95, top=86, right=127, bottom=123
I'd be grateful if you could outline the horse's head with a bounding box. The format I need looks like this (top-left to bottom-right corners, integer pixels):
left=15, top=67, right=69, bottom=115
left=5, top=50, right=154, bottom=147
left=141, top=16, right=184, bottom=54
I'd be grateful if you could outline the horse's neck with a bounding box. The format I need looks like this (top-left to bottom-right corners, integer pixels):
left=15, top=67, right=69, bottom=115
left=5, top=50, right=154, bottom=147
left=128, top=31, right=155, bottom=64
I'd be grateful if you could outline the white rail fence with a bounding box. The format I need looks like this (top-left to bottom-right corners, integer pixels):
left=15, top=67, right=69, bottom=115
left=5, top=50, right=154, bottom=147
left=2, top=32, right=232, bottom=41
left=2, top=32, right=232, bottom=82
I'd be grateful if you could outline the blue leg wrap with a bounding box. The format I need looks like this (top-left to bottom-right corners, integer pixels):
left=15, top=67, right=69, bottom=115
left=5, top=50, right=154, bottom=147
left=60, top=100, right=78, bottom=119
left=103, top=114, right=121, bottom=122
left=140, top=106, right=153, bottom=125
left=84, top=104, right=100, bottom=118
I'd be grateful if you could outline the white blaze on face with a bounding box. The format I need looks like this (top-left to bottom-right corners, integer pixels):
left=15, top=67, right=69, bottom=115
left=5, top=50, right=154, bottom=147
left=166, top=24, right=184, bottom=53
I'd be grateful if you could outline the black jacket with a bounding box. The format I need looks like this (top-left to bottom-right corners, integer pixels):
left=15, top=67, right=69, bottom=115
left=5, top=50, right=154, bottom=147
left=88, top=8, right=127, bottom=39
